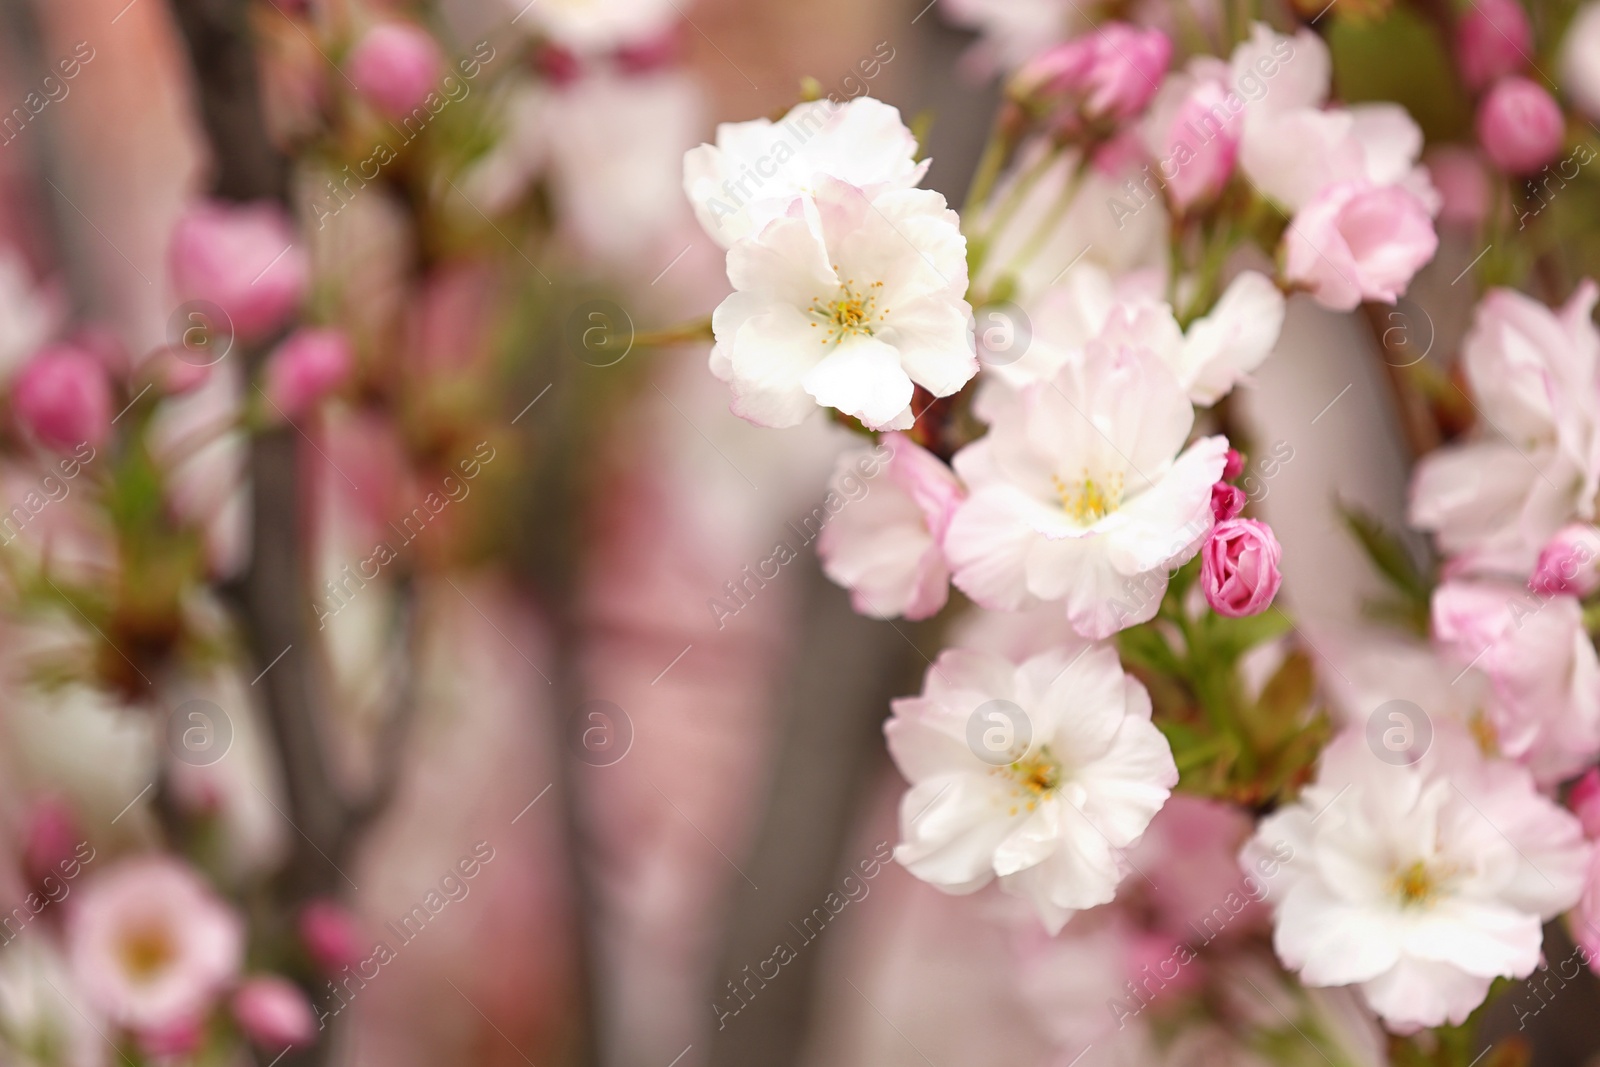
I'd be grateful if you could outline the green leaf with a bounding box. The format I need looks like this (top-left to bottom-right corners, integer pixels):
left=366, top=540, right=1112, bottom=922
left=1117, top=621, right=1184, bottom=677
left=1339, top=500, right=1435, bottom=605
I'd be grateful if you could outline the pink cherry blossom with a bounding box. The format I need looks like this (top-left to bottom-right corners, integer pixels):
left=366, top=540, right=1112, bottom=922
left=1456, top=0, right=1533, bottom=92
left=263, top=327, right=352, bottom=418
left=233, top=976, right=317, bottom=1049
left=1530, top=524, right=1600, bottom=596
left=298, top=899, right=364, bottom=973
left=67, top=856, right=244, bottom=1033
left=1571, top=769, right=1600, bottom=837
left=1139, top=57, right=1241, bottom=212
left=1431, top=579, right=1600, bottom=784
left=1012, top=23, right=1172, bottom=127
left=1200, top=518, right=1281, bottom=617
left=11, top=342, right=113, bottom=452
left=1210, top=482, right=1245, bottom=522
left=1246, top=725, right=1591, bottom=1030
left=170, top=200, right=308, bottom=342
left=1282, top=181, right=1438, bottom=310
left=1410, top=282, right=1600, bottom=574
left=944, top=342, right=1227, bottom=640
left=1477, top=76, right=1565, bottom=175
left=346, top=22, right=444, bottom=120
left=817, top=434, right=964, bottom=620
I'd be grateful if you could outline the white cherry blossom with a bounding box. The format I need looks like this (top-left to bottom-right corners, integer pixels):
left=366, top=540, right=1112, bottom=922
left=683, top=96, right=929, bottom=248
left=709, top=176, right=975, bottom=430
left=944, top=338, right=1227, bottom=638
left=1244, top=725, right=1590, bottom=1031
left=888, top=644, right=1178, bottom=932
left=1410, top=280, right=1600, bottom=574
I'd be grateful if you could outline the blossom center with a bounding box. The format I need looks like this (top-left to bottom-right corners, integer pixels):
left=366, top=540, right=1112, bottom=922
left=118, top=923, right=177, bottom=982
left=994, top=746, right=1066, bottom=815
left=1053, top=470, right=1124, bottom=527
left=809, top=277, right=887, bottom=345
left=1392, top=860, right=1443, bottom=908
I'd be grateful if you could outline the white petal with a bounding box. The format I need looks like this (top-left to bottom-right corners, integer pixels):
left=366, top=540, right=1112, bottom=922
left=802, top=335, right=915, bottom=429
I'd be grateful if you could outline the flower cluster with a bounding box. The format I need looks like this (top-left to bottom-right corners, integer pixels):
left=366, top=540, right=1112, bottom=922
left=683, top=53, right=1296, bottom=937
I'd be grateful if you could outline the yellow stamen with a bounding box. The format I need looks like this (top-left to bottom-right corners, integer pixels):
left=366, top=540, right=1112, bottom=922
left=1053, top=470, right=1123, bottom=526
left=1392, top=860, right=1441, bottom=908
left=809, top=280, right=888, bottom=346
left=118, top=924, right=176, bottom=982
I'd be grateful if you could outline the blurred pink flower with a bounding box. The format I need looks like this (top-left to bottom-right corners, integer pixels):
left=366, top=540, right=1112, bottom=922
left=1139, top=58, right=1241, bottom=212
left=1410, top=282, right=1600, bottom=574
left=170, top=200, right=307, bottom=342
left=263, top=327, right=352, bottom=418
left=298, top=899, right=364, bottom=973
left=615, top=25, right=681, bottom=73
left=347, top=22, right=444, bottom=120
left=22, top=795, right=79, bottom=887
left=136, top=1016, right=205, bottom=1058
left=1013, top=23, right=1171, bottom=126
left=1431, top=579, right=1600, bottom=784
left=1456, top=0, right=1532, bottom=92
left=1477, top=76, right=1565, bottom=175
left=1561, top=2, right=1600, bottom=120
left=818, top=435, right=964, bottom=621
left=1530, top=523, right=1600, bottom=597
left=67, top=856, right=244, bottom=1033
left=1426, top=145, right=1490, bottom=229
left=1283, top=181, right=1438, bottom=310
left=1200, top=518, right=1281, bottom=617
left=11, top=343, right=113, bottom=452
left=1571, top=769, right=1600, bottom=837
left=233, top=976, right=317, bottom=1049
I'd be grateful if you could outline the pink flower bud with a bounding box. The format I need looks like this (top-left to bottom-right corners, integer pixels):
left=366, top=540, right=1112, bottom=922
left=1531, top=524, right=1600, bottom=597
left=136, top=1017, right=205, bottom=1058
left=347, top=22, right=444, bottom=119
left=12, top=343, right=112, bottom=452
left=1283, top=181, right=1438, bottom=310
left=263, top=328, right=352, bottom=418
left=1477, top=76, right=1565, bottom=175
left=298, top=899, right=363, bottom=973
left=170, top=200, right=307, bottom=343
left=534, top=43, right=583, bottom=85
left=1201, top=518, right=1282, bottom=617
left=615, top=26, right=681, bottom=74
left=233, top=976, right=317, bottom=1050
left=22, top=795, right=78, bottom=886
left=1211, top=482, right=1246, bottom=522
left=1571, top=769, right=1600, bottom=838
left=1222, top=448, right=1244, bottom=482
left=1457, top=0, right=1532, bottom=92
left=1012, top=23, right=1171, bottom=127
left=1160, top=78, right=1241, bottom=211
